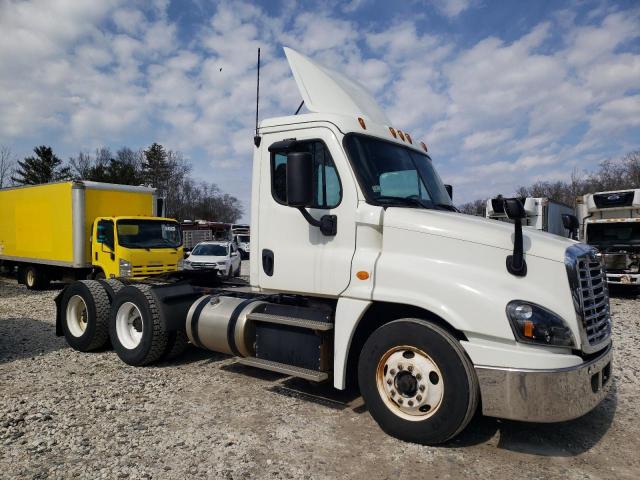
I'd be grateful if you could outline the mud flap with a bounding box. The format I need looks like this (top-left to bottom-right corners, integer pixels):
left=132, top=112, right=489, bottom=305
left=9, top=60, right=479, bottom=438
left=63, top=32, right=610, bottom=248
left=54, top=290, right=64, bottom=337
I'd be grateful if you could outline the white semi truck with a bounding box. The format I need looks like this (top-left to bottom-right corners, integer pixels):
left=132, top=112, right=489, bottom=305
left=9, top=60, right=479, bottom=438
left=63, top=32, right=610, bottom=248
left=486, top=197, right=576, bottom=237
left=576, top=189, right=640, bottom=289
left=55, top=47, right=613, bottom=444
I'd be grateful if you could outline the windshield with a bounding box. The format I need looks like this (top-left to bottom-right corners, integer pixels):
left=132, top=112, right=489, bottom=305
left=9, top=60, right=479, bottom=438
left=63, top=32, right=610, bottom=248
left=238, top=235, right=250, bottom=242
left=587, top=222, right=640, bottom=247
left=344, top=134, right=453, bottom=209
left=116, top=220, right=181, bottom=249
left=191, top=244, right=228, bottom=256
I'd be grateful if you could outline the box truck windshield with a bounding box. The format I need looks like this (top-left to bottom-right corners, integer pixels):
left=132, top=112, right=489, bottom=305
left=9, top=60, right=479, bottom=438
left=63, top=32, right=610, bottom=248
left=117, top=220, right=182, bottom=249
left=587, top=222, right=640, bottom=247
left=344, top=134, right=453, bottom=209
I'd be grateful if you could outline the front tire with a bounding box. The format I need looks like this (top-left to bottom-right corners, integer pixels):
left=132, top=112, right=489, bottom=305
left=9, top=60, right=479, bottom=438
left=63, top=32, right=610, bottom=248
left=60, top=280, right=111, bottom=351
left=109, top=284, right=168, bottom=366
left=358, top=319, right=479, bottom=445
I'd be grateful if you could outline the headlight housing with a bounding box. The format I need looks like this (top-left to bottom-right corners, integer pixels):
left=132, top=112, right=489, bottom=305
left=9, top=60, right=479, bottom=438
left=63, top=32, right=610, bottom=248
left=506, top=300, right=575, bottom=348
left=119, top=259, right=132, bottom=278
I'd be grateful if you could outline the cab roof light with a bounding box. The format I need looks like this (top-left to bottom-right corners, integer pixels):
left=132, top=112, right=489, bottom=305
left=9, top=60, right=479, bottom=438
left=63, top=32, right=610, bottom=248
left=388, top=127, right=397, bottom=138
left=358, top=117, right=366, bottom=129
left=420, top=141, right=428, bottom=152
left=397, top=130, right=405, bottom=141
left=405, top=133, right=413, bottom=144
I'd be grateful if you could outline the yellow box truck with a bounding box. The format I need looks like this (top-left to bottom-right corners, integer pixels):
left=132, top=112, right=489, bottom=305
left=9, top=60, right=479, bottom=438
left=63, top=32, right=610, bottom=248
left=0, top=181, right=183, bottom=289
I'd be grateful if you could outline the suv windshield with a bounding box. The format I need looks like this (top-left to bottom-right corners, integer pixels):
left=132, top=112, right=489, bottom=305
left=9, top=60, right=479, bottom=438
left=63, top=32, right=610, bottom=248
left=116, top=220, right=181, bottom=249
left=192, top=244, right=228, bottom=256
left=587, top=222, right=640, bottom=247
left=344, top=134, right=453, bottom=210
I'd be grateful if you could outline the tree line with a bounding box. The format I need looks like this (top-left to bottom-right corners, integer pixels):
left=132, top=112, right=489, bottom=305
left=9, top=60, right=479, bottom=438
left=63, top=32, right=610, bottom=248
left=0, top=144, right=243, bottom=223
left=457, top=150, right=640, bottom=216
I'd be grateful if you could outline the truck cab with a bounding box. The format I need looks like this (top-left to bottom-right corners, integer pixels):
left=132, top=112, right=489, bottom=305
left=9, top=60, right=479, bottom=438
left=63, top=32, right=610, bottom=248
left=92, top=216, right=183, bottom=279
left=57, top=47, right=613, bottom=445
left=577, top=189, right=640, bottom=288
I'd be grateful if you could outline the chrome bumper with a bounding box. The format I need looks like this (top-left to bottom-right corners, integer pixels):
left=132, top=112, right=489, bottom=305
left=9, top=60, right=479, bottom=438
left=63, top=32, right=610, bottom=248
left=475, top=344, right=613, bottom=422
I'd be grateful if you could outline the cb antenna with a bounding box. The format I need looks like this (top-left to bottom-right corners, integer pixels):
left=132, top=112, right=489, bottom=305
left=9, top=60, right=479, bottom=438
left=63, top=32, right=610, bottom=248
left=253, top=47, right=261, bottom=147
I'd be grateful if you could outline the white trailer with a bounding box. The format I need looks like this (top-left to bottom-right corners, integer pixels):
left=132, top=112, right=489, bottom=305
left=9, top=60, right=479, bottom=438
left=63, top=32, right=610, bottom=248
left=576, top=189, right=640, bottom=289
left=486, top=197, right=575, bottom=237
left=55, top=47, right=613, bottom=445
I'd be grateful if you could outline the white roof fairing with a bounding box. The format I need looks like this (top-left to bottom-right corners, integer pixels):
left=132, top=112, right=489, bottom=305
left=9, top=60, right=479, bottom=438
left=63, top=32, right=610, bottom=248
left=283, top=47, right=390, bottom=125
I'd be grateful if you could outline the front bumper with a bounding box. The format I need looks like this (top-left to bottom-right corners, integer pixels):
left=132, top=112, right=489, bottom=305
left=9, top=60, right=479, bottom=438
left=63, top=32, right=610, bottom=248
left=606, top=272, right=640, bottom=286
left=475, top=343, right=613, bottom=422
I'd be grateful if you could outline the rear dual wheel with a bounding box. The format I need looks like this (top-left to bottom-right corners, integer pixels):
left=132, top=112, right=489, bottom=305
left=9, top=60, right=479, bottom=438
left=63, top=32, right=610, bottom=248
left=110, top=285, right=188, bottom=366
left=21, top=265, right=50, bottom=290
left=358, top=319, right=479, bottom=445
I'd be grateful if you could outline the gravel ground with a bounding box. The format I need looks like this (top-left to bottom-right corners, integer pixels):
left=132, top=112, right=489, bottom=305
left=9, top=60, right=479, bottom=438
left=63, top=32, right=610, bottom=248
left=1, top=265, right=639, bottom=479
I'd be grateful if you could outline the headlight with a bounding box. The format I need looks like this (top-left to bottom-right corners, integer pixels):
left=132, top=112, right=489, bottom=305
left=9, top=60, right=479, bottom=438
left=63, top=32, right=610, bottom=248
left=506, top=300, right=575, bottom=348
left=216, top=261, right=227, bottom=266
left=119, top=259, right=132, bottom=277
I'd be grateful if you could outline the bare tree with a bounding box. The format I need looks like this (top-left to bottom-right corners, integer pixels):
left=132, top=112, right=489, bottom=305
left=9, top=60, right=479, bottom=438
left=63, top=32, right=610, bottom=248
left=457, top=198, right=486, bottom=216
left=0, top=145, right=16, bottom=188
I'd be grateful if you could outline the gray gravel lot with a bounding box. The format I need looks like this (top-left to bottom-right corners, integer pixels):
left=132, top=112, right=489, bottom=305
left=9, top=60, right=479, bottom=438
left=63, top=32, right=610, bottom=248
left=1, top=266, right=639, bottom=479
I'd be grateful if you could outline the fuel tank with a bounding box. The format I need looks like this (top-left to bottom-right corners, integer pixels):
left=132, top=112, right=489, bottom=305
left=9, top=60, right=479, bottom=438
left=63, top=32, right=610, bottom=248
left=186, top=296, right=266, bottom=357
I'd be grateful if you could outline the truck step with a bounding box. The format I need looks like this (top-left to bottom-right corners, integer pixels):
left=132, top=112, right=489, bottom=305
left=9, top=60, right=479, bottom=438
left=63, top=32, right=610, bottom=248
left=237, top=357, right=329, bottom=382
left=247, top=312, right=334, bottom=331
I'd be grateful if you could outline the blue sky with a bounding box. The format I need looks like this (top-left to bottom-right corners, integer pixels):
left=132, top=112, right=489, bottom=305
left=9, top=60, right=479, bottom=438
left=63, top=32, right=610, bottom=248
left=1, top=0, right=638, bottom=221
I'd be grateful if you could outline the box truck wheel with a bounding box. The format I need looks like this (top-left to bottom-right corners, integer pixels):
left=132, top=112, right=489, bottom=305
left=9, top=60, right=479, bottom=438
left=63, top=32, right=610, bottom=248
left=60, top=280, right=111, bottom=351
left=358, top=319, right=479, bottom=445
left=109, top=285, right=168, bottom=366
left=21, top=265, right=49, bottom=290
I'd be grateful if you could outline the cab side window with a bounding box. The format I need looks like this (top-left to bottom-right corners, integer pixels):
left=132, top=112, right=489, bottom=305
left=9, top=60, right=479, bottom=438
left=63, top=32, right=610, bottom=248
left=97, top=220, right=115, bottom=250
left=271, top=140, right=342, bottom=208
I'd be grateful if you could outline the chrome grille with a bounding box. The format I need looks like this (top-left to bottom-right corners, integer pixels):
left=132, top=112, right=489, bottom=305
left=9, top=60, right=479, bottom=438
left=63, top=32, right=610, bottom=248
left=577, top=258, right=611, bottom=346
left=565, top=244, right=612, bottom=353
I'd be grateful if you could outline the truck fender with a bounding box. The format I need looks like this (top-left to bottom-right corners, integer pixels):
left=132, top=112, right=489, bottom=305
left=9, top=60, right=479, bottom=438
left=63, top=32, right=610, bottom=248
left=333, top=297, right=371, bottom=390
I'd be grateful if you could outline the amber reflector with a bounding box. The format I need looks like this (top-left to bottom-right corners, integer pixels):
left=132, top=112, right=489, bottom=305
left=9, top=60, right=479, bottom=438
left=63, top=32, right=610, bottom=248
left=356, top=271, right=370, bottom=280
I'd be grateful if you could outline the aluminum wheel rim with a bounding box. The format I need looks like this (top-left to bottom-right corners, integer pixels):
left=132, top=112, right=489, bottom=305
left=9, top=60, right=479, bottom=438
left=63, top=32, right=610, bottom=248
left=66, top=295, right=88, bottom=337
left=116, top=302, right=144, bottom=350
left=376, top=345, right=444, bottom=421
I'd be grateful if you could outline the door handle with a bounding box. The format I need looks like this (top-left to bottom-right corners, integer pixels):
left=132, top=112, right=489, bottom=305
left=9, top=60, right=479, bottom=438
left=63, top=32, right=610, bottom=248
left=262, top=249, right=274, bottom=276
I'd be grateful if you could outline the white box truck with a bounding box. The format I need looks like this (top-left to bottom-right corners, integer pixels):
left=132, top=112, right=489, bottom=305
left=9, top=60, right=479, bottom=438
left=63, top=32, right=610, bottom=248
left=486, top=197, right=576, bottom=237
left=54, top=47, right=613, bottom=445
left=576, top=189, right=640, bottom=289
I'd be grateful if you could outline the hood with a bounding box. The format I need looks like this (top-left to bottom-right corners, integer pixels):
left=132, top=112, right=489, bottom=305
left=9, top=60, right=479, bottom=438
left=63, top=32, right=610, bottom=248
left=188, top=254, right=227, bottom=263
left=283, top=47, right=390, bottom=125
left=384, top=208, right=575, bottom=263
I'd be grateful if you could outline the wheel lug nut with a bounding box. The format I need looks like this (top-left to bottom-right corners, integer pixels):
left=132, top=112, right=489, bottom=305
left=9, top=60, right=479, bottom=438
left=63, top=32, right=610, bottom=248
left=386, top=379, right=392, bottom=385
left=398, top=398, right=403, bottom=404
left=416, top=373, right=422, bottom=380
left=419, top=385, right=425, bottom=392
left=390, top=369, right=396, bottom=376
left=398, top=364, right=403, bottom=370
left=408, top=400, right=414, bottom=406
left=407, top=365, right=413, bottom=372
left=390, top=390, right=396, bottom=397
left=416, top=395, right=422, bottom=402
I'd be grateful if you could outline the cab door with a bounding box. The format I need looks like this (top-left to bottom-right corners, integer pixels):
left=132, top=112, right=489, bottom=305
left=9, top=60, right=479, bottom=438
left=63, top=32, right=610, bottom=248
left=257, top=126, right=357, bottom=296
left=92, top=218, right=118, bottom=278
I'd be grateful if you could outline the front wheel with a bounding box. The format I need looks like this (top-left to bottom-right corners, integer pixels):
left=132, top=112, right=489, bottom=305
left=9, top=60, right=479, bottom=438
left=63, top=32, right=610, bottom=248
left=358, top=319, right=479, bottom=445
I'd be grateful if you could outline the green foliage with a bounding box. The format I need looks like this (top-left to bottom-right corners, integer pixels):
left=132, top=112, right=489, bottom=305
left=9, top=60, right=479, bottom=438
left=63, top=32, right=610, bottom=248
left=11, top=146, right=71, bottom=185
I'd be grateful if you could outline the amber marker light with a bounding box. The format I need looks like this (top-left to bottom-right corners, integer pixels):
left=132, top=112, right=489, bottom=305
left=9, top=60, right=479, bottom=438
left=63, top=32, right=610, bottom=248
left=420, top=141, right=428, bottom=152
left=397, top=130, right=405, bottom=141
left=356, top=271, right=370, bottom=280
left=358, top=117, right=366, bottom=129
left=388, top=127, right=397, bottom=138
left=405, top=133, right=413, bottom=144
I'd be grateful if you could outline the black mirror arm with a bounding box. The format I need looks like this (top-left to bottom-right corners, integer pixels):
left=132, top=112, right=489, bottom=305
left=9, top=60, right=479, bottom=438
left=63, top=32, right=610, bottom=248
left=506, top=217, right=527, bottom=276
left=297, top=208, right=337, bottom=236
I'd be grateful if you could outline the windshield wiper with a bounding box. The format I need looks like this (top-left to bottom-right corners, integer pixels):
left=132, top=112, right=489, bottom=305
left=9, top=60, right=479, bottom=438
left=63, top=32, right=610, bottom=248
left=433, top=203, right=458, bottom=212
left=375, top=196, right=429, bottom=209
